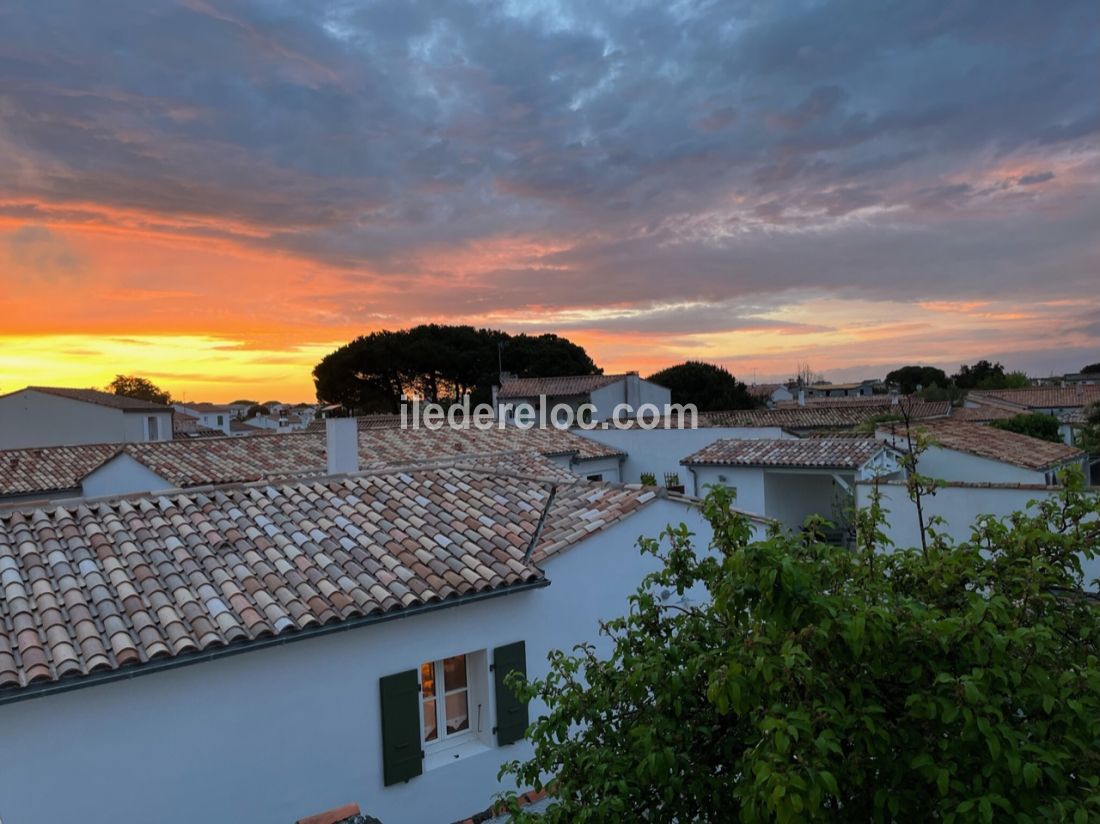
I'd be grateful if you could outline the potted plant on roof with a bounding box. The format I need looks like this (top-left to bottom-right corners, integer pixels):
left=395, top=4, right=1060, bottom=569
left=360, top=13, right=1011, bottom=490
left=663, top=472, right=685, bottom=493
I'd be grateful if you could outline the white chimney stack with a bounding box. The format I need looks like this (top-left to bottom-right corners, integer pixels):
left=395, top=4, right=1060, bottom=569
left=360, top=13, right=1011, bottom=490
left=798, top=388, right=806, bottom=406
left=625, top=371, right=641, bottom=410
left=326, top=417, right=359, bottom=475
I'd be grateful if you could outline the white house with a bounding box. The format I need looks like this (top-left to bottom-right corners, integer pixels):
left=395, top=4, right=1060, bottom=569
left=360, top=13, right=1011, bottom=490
left=576, top=423, right=796, bottom=488
left=173, top=403, right=238, bottom=436
left=860, top=421, right=1095, bottom=586
left=494, top=372, right=672, bottom=423
left=747, top=383, right=794, bottom=406
left=803, top=379, right=878, bottom=398
left=681, top=437, right=904, bottom=536
left=0, top=463, right=766, bottom=824
left=875, top=421, right=1087, bottom=485
left=0, top=386, right=173, bottom=449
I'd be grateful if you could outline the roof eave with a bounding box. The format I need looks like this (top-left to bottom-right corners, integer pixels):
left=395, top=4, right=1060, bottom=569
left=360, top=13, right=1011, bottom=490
left=0, top=576, right=550, bottom=707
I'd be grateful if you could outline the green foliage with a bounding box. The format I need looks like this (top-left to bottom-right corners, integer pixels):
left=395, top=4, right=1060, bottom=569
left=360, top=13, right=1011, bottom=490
left=106, top=374, right=172, bottom=405
left=1077, top=402, right=1100, bottom=454
left=1080, top=363, right=1100, bottom=375
left=246, top=404, right=271, bottom=419
left=885, top=365, right=948, bottom=394
left=639, top=472, right=657, bottom=486
left=646, top=361, right=757, bottom=411
left=501, top=479, right=1100, bottom=823
left=952, top=360, right=1029, bottom=390
left=312, top=326, right=599, bottom=412
left=991, top=413, right=1063, bottom=443
left=917, top=382, right=963, bottom=403
left=1002, top=370, right=1032, bottom=389
left=952, top=360, right=1005, bottom=389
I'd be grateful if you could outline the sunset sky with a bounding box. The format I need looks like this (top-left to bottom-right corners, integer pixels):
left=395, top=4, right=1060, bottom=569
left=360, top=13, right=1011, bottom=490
left=1, top=0, right=1097, bottom=402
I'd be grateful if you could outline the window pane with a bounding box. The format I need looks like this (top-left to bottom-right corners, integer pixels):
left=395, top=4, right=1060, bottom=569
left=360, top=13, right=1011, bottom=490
left=445, top=691, right=469, bottom=734
left=443, top=654, right=467, bottom=691
left=422, top=698, right=438, bottom=742
left=420, top=661, right=436, bottom=697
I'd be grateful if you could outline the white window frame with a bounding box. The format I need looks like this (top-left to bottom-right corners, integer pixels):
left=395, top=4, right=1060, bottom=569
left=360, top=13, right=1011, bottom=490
left=146, top=415, right=159, bottom=440
left=419, top=654, right=474, bottom=749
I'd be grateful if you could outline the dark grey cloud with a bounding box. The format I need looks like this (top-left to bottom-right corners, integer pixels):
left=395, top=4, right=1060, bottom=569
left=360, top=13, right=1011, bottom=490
left=6, top=225, right=85, bottom=278
left=0, top=0, right=1097, bottom=342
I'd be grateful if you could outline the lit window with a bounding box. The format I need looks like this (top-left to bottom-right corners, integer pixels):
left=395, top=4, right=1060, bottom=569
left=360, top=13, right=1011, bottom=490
left=420, top=654, right=471, bottom=745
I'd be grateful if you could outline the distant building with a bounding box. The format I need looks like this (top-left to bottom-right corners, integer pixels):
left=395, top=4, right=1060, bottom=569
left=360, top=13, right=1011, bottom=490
left=494, top=372, right=671, bottom=423
left=803, top=379, right=878, bottom=398
left=747, top=383, right=793, bottom=406
left=0, top=386, right=173, bottom=449
left=173, top=403, right=237, bottom=435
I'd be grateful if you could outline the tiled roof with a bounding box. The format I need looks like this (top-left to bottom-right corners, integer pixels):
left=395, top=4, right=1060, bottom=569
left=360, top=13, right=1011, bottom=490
left=682, top=438, right=888, bottom=469
left=0, top=445, right=122, bottom=497
left=497, top=373, right=627, bottom=398
left=776, top=395, right=895, bottom=407
left=0, top=427, right=621, bottom=501
left=20, top=387, right=169, bottom=412
left=948, top=402, right=1019, bottom=422
left=969, top=386, right=1100, bottom=410
left=698, top=401, right=951, bottom=429
left=534, top=483, right=662, bottom=560
left=748, top=383, right=783, bottom=397
left=354, top=425, right=621, bottom=463
left=881, top=421, right=1084, bottom=471
left=0, top=468, right=553, bottom=692
left=124, top=435, right=329, bottom=488
left=0, top=466, right=676, bottom=694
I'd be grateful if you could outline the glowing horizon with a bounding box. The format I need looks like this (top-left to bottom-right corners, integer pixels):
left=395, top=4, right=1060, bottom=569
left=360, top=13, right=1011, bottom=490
left=1, top=1, right=1096, bottom=402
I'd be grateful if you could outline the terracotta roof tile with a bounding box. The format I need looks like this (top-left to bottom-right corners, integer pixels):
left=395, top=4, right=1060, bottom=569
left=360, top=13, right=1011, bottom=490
left=880, top=421, right=1084, bottom=471
left=969, top=386, right=1100, bottom=409
left=0, top=427, right=620, bottom=500
left=0, top=444, right=122, bottom=497
left=599, top=400, right=950, bottom=430
left=0, top=466, right=676, bottom=694
left=0, top=469, right=553, bottom=692
left=497, top=373, right=630, bottom=398
left=682, top=438, right=890, bottom=469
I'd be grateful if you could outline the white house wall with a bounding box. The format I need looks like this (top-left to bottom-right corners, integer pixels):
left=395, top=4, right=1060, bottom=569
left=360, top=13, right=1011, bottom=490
left=855, top=482, right=1100, bottom=591
left=80, top=453, right=174, bottom=499
left=0, top=390, right=126, bottom=449
left=914, top=445, right=1049, bottom=484
left=762, top=472, right=848, bottom=531
left=689, top=466, right=767, bottom=512
left=587, top=379, right=672, bottom=421
left=122, top=411, right=173, bottom=443
left=577, top=426, right=792, bottom=487
left=0, top=498, right=716, bottom=824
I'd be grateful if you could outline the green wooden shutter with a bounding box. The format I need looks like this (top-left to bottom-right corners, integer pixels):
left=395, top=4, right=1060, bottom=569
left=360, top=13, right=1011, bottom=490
left=493, top=641, right=529, bottom=746
left=380, top=669, right=423, bottom=785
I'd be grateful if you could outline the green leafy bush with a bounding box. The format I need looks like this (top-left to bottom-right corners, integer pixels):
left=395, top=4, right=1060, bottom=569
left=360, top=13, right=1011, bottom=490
left=991, top=412, right=1063, bottom=443
left=501, top=477, right=1100, bottom=823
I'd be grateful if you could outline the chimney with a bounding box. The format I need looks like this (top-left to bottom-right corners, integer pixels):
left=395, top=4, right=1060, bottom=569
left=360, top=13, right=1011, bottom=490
left=325, top=417, right=359, bottom=475
left=625, top=371, right=641, bottom=410
left=1077, top=381, right=1084, bottom=397
left=798, top=388, right=806, bottom=406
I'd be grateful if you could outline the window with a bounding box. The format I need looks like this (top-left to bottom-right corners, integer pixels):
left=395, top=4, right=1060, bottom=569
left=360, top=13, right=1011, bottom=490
left=217, top=415, right=225, bottom=426
left=586, top=473, right=603, bottom=482
left=147, top=416, right=159, bottom=440
left=420, top=654, right=470, bottom=745
left=379, top=643, right=527, bottom=785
